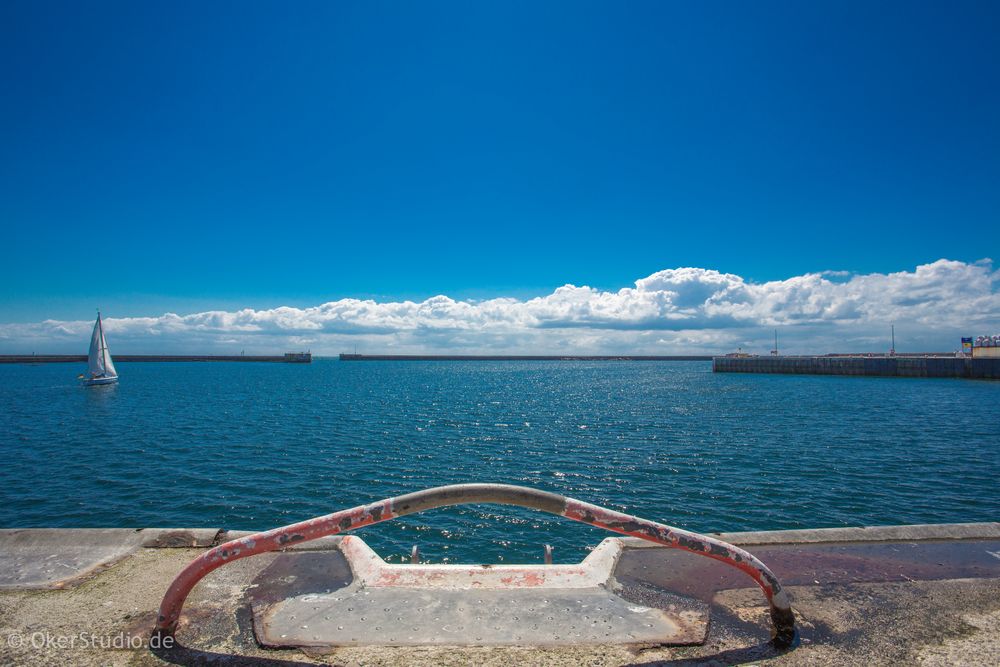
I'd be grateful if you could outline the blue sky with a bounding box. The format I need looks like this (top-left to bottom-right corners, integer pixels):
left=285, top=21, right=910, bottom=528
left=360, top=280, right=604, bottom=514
left=1, top=2, right=998, bottom=352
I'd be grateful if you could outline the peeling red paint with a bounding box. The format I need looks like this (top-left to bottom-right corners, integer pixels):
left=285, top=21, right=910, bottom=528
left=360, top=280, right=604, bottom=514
left=499, top=572, right=545, bottom=586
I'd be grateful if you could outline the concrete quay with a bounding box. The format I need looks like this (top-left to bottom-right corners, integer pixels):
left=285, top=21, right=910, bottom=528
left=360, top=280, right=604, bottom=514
left=1, top=522, right=998, bottom=665
left=714, top=355, right=1000, bottom=379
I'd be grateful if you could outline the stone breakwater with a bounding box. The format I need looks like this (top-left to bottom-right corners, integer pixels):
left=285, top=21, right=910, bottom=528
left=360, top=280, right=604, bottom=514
left=713, top=355, right=1000, bottom=379
left=0, top=354, right=310, bottom=363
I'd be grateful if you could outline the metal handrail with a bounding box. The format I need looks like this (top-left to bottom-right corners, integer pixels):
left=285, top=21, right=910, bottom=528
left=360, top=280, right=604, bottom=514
left=153, top=483, right=796, bottom=646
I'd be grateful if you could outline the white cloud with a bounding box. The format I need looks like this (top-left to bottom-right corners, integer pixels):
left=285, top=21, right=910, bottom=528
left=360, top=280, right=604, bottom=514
left=1, top=259, right=997, bottom=355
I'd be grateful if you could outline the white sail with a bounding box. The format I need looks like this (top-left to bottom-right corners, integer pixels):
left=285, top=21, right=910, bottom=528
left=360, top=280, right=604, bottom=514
left=101, top=320, right=117, bottom=377
left=87, top=317, right=105, bottom=376
left=87, top=313, right=117, bottom=378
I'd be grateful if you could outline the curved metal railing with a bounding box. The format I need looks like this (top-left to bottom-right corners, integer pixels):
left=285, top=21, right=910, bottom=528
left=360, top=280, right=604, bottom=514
left=154, top=483, right=796, bottom=646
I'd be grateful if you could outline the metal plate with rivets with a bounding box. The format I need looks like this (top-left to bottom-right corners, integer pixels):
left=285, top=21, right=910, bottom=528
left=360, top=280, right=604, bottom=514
left=254, top=586, right=708, bottom=647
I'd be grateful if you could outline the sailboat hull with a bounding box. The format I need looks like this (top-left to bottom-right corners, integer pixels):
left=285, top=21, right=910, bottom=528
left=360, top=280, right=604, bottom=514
left=82, top=376, right=118, bottom=386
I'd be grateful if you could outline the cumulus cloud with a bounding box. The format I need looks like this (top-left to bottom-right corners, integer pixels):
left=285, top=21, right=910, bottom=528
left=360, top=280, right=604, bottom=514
left=2, top=259, right=997, bottom=355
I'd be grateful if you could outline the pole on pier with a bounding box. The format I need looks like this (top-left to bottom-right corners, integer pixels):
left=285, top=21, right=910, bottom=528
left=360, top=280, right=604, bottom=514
left=890, top=325, right=896, bottom=356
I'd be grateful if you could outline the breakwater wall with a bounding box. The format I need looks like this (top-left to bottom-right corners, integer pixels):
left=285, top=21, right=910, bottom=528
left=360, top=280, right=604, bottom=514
left=713, top=355, right=1000, bottom=379
left=339, top=354, right=713, bottom=361
left=0, top=354, right=310, bottom=364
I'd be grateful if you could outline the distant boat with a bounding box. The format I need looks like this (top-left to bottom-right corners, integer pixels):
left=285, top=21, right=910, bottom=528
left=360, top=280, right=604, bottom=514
left=80, top=312, right=118, bottom=386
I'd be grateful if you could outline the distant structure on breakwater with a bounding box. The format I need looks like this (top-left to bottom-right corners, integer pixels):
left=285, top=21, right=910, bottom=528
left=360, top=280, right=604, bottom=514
left=713, top=354, right=999, bottom=380
left=0, top=353, right=311, bottom=364
left=339, top=354, right=713, bottom=361
left=969, top=335, right=1000, bottom=358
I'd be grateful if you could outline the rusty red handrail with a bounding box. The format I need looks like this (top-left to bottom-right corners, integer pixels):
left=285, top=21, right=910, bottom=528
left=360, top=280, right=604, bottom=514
left=153, top=483, right=796, bottom=646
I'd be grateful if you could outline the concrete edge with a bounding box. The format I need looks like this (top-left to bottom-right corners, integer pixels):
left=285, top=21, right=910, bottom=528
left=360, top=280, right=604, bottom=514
left=620, top=522, right=1000, bottom=548
left=139, top=528, right=221, bottom=548
left=0, top=529, right=147, bottom=590
left=0, top=528, right=146, bottom=545
left=4, top=522, right=997, bottom=551
left=4, top=523, right=995, bottom=593
left=0, top=529, right=350, bottom=591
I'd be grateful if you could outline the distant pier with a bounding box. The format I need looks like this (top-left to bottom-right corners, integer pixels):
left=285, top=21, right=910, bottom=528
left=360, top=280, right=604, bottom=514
left=0, top=353, right=311, bottom=364
left=713, top=355, right=999, bottom=379
left=339, top=354, right=713, bottom=361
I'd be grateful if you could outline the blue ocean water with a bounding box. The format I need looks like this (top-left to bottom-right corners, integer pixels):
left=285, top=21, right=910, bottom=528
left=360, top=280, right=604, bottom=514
left=1, top=360, right=998, bottom=564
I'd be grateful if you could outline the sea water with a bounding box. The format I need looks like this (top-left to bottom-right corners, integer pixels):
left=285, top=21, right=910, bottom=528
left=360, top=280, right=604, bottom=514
left=1, top=359, right=998, bottom=563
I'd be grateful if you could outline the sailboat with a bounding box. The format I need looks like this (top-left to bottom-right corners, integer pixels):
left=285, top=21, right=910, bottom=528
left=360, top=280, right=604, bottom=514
left=80, top=311, right=118, bottom=386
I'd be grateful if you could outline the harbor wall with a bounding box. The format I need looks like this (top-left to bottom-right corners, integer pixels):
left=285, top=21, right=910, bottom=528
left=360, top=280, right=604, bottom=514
left=713, top=355, right=1000, bottom=379
left=0, top=354, right=310, bottom=364
left=339, top=354, right=713, bottom=361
